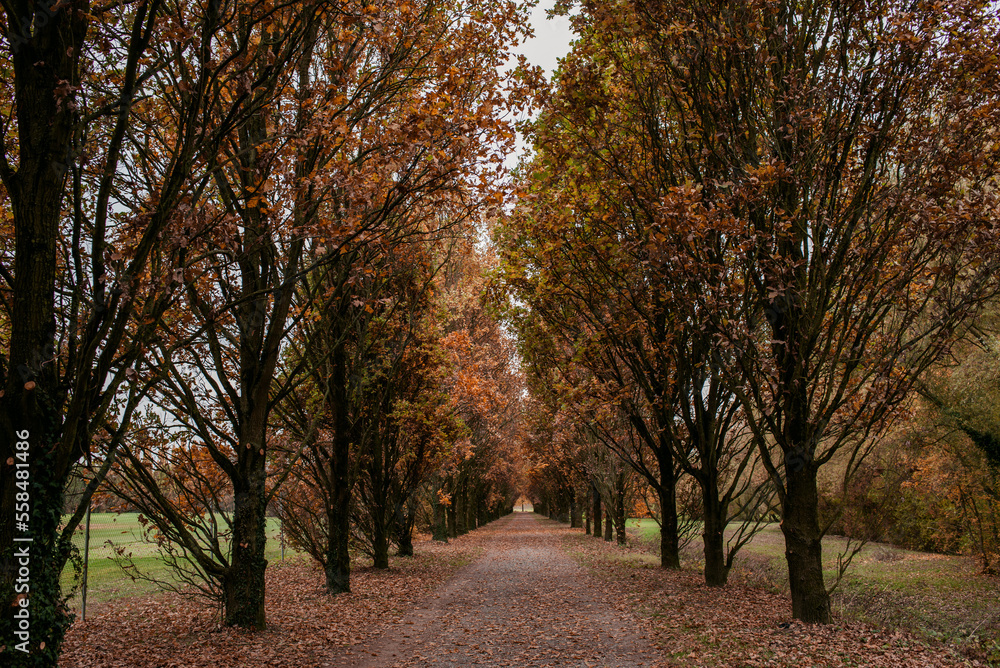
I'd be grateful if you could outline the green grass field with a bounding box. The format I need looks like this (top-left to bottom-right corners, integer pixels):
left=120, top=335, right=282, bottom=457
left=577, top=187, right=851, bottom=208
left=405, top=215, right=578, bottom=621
left=59, top=513, right=300, bottom=616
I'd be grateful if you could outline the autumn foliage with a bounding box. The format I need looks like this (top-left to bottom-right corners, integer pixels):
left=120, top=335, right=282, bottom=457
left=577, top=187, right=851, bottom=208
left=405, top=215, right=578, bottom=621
left=2, top=0, right=534, bottom=662
left=496, top=0, right=1000, bottom=626
left=4, top=0, right=1000, bottom=665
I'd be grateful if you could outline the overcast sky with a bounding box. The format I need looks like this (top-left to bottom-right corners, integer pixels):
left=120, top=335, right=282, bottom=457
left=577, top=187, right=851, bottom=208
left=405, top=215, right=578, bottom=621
left=517, top=0, right=577, bottom=78
left=504, top=1, right=577, bottom=166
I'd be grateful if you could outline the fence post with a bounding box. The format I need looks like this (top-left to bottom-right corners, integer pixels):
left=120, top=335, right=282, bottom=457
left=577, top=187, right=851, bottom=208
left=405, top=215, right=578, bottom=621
left=82, top=499, right=91, bottom=621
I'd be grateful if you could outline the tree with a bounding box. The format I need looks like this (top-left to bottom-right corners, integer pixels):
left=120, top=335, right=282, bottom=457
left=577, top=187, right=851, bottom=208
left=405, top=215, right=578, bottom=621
left=436, top=242, right=525, bottom=533
left=915, top=319, right=1000, bottom=571
left=500, top=0, right=1000, bottom=621
left=351, top=239, right=458, bottom=569
left=0, top=0, right=268, bottom=659
left=600, top=0, right=1000, bottom=622
left=266, top=0, right=532, bottom=592
left=496, top=71, right=692, bottom=567
left=109, top=0, right=533, bottom=613
left=275, top=237, right=523, bottom=581
left=498, top=0, right=783, bottom=584
left=585, top=438, right=634, bottom=545
left=105, top=0, right=336, bottom=629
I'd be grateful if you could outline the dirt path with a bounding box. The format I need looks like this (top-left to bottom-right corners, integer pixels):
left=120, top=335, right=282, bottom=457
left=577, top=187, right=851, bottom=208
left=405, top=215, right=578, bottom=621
left=333, top=512, right=657, bottom=668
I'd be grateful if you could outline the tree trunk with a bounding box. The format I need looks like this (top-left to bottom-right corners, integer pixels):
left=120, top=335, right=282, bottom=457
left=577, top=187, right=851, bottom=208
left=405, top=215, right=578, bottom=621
left=325, top=492, right=351, bottom=593
left=433, top=489, right=449, bottom=542
left=702, top=474, right=728, bottom=586
left=614, top=486, right=627, bottom=546
left=604, top=506, right=613, bottom=541
left=592, top=485, right=602, bottom=539
left=456, top=479, right=468, bottom=535
left=325, top=344, right=352, bottom=593
left=224, top=454, right=268, bottom=629
left=570, top=488, right=581, bottom=528
left=372, top=518, right=390, bottom=569
left=477, top=495, right=487, bottom=527
left=657, top=447, right=681, bottom=568
left=466, top=487, right=478, bottom=531
left=395, top=496, right=417, bottom=557
left=447, top=493, right=458, bottom=538
left=396, top=527, right=414, bottom=556
left=0, top=3, right=90, bottom=663
left=782, top=463, right=831, bottom=623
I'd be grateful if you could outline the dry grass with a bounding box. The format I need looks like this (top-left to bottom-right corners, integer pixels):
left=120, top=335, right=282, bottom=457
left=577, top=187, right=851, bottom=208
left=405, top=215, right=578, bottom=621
left=620, top=520, right=1000, bottom=665
left=568, top=529, right=984, bottom=667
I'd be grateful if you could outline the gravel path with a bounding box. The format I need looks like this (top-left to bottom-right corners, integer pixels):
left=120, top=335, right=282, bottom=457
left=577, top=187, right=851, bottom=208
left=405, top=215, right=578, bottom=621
left=333, top=512, right=657, bottom=668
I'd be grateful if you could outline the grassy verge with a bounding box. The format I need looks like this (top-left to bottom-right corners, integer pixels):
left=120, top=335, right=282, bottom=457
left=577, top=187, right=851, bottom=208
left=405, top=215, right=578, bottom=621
left=622, top=517, right=1000, bottom=664
left=59, top=513, right=302, bottom=614
left=59, top=522, right=493, bottom=668
left=58, top=512, right=486, bottom=618
left=566, top=529, right=977, bottom=668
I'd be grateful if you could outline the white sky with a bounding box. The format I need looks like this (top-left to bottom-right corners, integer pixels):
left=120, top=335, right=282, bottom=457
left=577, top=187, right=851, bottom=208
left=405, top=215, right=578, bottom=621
left=517, top=0, right=576, bottom=78
left=504, top=0, right=577, bottom=167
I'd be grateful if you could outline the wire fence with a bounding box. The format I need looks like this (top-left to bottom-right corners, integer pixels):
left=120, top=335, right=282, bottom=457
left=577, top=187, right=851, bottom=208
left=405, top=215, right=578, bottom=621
left=59, top=504, right=293, bottom=620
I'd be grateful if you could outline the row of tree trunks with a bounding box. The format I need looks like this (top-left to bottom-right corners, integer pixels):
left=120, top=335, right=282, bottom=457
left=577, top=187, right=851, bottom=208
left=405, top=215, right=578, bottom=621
left=539, top=482, right=629, bottom=547
left=440, top=479, right=511, bottom=539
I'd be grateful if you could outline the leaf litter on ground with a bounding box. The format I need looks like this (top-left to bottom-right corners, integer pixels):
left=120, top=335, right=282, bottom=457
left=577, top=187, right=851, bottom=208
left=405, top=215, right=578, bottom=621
left=566, top=530, right=987, bottom=667
left=60, top=515, right=990, bottom=668
left=58, top=535, right=482, bottom=668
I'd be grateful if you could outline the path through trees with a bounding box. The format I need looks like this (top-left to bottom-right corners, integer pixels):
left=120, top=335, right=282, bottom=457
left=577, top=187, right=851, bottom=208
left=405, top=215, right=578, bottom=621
left=335, top=512, right=654, bottom=668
